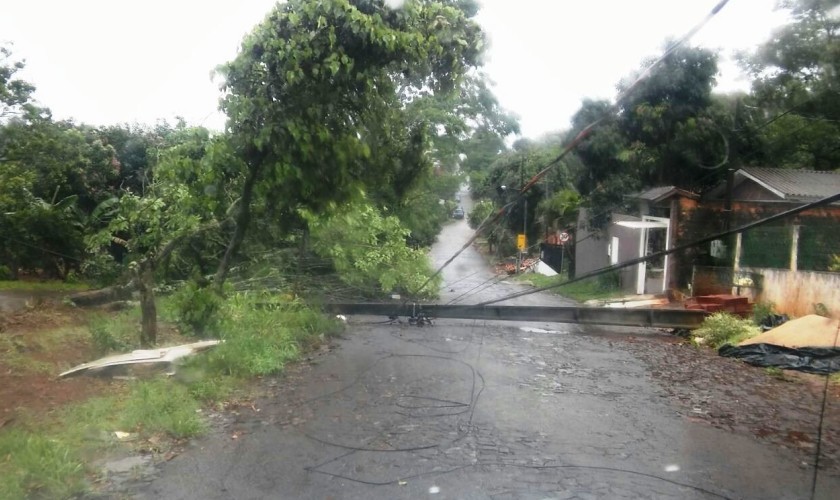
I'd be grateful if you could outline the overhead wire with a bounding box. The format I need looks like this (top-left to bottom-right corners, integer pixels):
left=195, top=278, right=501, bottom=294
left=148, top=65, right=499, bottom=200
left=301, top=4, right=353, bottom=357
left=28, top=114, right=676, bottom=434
left=505, top=87, right=840, bottom=292
left=477, top=190, right=840, bottom=306
left=411, top=0, right=732, bottom=298
left=810, top=321, right=840, bottom=500
left=301, top=285, right=736, bottom=498
left=446, top=273, right=508, bottom=305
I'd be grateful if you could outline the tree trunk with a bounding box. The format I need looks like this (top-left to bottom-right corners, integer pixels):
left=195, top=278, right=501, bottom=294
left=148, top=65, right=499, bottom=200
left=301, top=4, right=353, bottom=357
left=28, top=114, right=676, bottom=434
left=214, top=155, right=263, bottom=293
left=137, top=262, right=157, bottom=347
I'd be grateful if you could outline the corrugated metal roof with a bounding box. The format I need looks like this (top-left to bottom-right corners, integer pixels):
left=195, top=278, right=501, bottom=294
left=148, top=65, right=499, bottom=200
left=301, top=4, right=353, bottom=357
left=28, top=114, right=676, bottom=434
left=634, top=186, right=700, bottom=202
left=635, top=186, right=677, bottom=201
left=740, top=167, right=840, bottom=201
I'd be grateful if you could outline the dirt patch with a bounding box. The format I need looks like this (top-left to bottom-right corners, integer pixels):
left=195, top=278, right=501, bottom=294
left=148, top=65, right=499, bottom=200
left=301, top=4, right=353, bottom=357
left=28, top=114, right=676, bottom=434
left=0, top=369, right=113, bottom=427
left=0, top=305, right=138, bottom=424
left=0, top=302, right=88, bottom=334
left=0, top=305, right=109, bottom=426
left=622, top=334, right=840, bottom=475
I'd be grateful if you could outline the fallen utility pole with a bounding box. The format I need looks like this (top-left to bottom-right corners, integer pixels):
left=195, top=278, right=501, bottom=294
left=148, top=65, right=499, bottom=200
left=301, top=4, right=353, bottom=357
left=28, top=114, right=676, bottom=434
left=324, top=303, right=706, bottom=330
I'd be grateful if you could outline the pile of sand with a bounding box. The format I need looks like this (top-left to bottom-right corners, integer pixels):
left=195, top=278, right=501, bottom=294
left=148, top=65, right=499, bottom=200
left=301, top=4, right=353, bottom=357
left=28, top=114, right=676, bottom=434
left=739, top=315, right=840, bottom=348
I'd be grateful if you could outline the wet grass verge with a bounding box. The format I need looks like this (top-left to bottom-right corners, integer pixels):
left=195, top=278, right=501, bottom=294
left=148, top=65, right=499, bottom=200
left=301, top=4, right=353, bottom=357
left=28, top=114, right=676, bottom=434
left=0, top=280, right=90, bottom=292
left=516, top=272, right=624, bottom=302
left=0, top=292, right=342, bottom=499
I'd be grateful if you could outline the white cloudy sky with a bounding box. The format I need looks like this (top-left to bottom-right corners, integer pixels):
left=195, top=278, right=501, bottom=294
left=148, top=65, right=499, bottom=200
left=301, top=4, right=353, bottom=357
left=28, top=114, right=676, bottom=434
left=1, top=0, right=789, bottom=138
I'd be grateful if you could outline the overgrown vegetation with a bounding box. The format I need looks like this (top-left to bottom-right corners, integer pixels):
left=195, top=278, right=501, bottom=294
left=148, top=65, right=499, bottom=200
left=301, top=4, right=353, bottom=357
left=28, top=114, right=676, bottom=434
left=0, top=430, right=86, bottom=500
left=0, top=291, right=338, bottom=499
left=751, top=301, right=776, bottom=326
left=202, top=292, right=342, bottom=377
left=692, top=312, right=761, bottom=349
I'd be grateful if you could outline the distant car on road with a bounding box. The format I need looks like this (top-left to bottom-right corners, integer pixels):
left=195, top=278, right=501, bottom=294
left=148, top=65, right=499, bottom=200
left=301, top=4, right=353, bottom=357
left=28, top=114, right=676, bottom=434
left=455, top=194, right=461, bottom=202
left=452, top=206, right=465, bottom=219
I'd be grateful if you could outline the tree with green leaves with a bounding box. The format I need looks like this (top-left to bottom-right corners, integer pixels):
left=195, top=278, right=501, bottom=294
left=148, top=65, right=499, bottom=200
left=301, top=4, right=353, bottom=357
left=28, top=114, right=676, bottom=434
left=405, top=71, right=519, bottom=170
left=740, top=0, right=840, bottom=169
left=570, top=45, right=723, bottom=228
left=213, top=0, right=486, bottom=291
left=0, top=45, right=37, bottom=119
left=87, top=131, right=230, bottom=345
left=472, top=132, right=578, bottom=244
left=1, top=51, right=120, bottom=277
left=306, top=200, right=440, bottom=297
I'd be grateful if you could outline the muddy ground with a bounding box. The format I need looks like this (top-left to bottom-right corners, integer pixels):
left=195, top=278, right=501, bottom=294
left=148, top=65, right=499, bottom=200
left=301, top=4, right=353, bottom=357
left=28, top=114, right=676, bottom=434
left=0, top=303, right=107, bottom=427
left=619, top=331, right=840, bottom=473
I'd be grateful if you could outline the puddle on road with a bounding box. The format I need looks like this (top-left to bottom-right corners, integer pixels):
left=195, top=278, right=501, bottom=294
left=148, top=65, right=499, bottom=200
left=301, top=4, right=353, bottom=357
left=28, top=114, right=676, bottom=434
left=100, top=454, right=155, bottom=490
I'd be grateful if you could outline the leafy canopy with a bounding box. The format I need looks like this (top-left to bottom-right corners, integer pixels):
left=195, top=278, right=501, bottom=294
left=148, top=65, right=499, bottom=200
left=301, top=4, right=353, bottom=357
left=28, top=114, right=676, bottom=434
left=306, top=201, right=440, bottom=297
left=218, top=0, right=485, bottom=215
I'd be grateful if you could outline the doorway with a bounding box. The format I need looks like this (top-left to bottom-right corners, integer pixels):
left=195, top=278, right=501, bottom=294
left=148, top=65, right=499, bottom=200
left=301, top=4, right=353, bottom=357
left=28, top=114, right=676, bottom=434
left=636, top=216, right=670, bottom=294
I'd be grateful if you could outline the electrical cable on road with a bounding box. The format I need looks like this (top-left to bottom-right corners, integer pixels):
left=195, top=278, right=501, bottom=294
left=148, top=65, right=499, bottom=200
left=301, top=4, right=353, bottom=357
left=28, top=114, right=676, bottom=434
left=810, top=321, right=840, bottom=500
left=411, top=0, right=731, bottom=298
left=445, top=273, right=508, bottom=305
left=301, top=292, right=737, bottom=498
left=477, top=190, right=840, bottom=306
left=300, top=313, right=736, bottom=499
left=438, top=269, right=482, bottom=292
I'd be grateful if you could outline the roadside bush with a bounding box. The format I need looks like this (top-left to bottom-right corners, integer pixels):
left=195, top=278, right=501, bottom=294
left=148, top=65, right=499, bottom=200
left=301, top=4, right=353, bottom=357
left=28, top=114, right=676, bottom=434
left=170, top=281, right=223, bottom=336
left=751, top=301, right=775, bottom=326
left=204, top=292, right=341, bottom=377
left=88, top=313, right=134, bottom=354
left=78, top=253, right=122, bottom=287
left=693, top=312, right=760, bottom=348
left=307, top=201, right=441, bottom=298
left=0, top=265, right=12, bottom=280
left=468, top=200, right=495, bottom=230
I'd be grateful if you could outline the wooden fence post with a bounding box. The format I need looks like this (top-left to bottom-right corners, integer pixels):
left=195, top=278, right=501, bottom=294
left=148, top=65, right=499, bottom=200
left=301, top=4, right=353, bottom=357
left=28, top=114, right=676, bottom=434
left=790, top=225, right=800, bottom=272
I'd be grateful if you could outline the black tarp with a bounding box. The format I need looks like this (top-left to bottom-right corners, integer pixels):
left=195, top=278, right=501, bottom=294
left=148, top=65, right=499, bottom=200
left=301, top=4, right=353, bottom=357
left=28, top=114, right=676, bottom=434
left=719, top=343, right=840, bottom=374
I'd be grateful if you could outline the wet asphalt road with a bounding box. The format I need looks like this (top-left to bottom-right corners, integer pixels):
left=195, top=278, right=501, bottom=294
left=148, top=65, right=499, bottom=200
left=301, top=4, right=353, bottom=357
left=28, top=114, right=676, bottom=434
left=134, top=192, right=839, bottom=499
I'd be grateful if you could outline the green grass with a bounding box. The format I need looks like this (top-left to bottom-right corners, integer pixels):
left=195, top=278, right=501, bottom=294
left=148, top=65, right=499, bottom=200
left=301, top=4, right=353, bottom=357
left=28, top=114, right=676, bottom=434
left=0, top=429, right=86, bottom=500
left=55, top=395, right=126, bottom=450
left=0, top=280, right=89, bottom=292
left=88, top=309, right=139, bottom=355
left=203, top=292, right=342, bottom=377
left=765, top=366, right=786, bottom=380
left=122, top=380, right=205, bottom=439
left=0, top=324, right=88, bottom=375
left=0, top=378, right=207, bottom=499
left=518, top=273, right=624, bottom=302
left=0, top=290, right=340, bottom=499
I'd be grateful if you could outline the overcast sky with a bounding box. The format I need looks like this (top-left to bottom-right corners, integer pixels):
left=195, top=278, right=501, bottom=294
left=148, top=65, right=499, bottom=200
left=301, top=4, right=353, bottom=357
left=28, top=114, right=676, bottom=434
left=1, top=0, right=789, bottom=139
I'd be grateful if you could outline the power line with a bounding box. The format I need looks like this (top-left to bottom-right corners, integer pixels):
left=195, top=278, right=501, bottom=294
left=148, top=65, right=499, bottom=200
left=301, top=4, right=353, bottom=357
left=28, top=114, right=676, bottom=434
left=477, top=190, right=840, bottom=306
left=810, top=321, right=840, bottom=500
left=411, top=0, right=732, bottom=297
